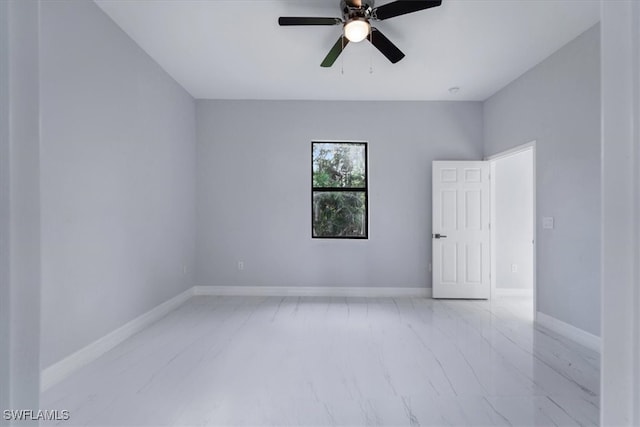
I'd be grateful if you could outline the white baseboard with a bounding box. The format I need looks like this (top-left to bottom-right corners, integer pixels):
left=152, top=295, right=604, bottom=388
left=41, top=287, right=194, bottom=392
left=536, top=311, right=601, bottom=353
left=193, top=285, right=431, bottom=298
left=494, top=288, right=534, bottom=297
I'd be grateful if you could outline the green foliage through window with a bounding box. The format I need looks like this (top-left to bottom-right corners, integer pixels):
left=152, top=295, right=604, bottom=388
left=312, top=142, right=367, bottom=238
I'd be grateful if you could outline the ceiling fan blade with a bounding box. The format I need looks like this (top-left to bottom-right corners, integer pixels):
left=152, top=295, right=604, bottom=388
left=367, top=27, right=405, bottom=63
left=321, top=36, right=350, bottom=67
left=278, top=17, right=342, bottom=26
left=372, top=0, right=442, bottom=20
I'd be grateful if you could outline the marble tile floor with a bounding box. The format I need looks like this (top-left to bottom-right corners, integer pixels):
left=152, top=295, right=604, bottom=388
left=41, top=296, right=600, bottom=427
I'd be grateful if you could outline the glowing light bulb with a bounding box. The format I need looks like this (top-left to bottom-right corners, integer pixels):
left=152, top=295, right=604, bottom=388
left=344, top=19, right=370, bottom=43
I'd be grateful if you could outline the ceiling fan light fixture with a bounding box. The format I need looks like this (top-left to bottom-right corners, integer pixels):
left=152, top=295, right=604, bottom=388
left=344, top=19, right=370, bottom=43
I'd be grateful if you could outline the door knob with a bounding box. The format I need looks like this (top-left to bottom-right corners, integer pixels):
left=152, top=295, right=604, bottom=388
left=433, top=233, right=447, bottom=239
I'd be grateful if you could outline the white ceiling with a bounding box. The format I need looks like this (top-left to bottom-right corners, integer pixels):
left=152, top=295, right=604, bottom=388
left=94, top=0, right=600, bottom=101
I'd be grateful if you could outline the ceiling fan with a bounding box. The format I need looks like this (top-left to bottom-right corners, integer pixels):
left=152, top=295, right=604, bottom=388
left=278, top=0, right=442, bottom=67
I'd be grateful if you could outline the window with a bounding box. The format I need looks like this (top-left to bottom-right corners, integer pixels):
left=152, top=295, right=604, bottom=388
left=312, top=142, right=368, bottom=239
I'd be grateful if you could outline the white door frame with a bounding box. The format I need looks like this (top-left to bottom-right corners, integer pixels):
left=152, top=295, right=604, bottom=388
left=485, top=141, right=537, bottom=319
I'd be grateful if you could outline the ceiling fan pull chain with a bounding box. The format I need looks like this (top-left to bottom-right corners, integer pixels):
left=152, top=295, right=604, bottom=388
left=341, top=35, right=345, bottom=75
left=369, top=27, right=374, bottom=74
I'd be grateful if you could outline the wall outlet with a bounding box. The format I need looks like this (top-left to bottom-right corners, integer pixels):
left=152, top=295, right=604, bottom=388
left=511, top=263, right=518, bottom=273
left=542, top=216, right=554, bottom=229
left=237, top=261, right=244, bottom=271
left=182, top=265, right=187, bottom=275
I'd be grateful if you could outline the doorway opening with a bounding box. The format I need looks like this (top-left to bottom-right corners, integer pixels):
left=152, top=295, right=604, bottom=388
left=488, top=142, right=536, bottom=320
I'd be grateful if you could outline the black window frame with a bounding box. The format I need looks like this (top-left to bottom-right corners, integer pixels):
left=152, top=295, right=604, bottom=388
left=311, top=141, right=368, bottom=239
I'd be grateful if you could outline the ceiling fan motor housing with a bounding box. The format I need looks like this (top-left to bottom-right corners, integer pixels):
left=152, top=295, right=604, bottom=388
left=340, top=0, right=375, bottom=21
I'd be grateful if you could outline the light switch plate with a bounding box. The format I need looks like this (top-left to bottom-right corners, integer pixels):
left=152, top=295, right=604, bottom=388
left=542, top=217, right=554, bottom=229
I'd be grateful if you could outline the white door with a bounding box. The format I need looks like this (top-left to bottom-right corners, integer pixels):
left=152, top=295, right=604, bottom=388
left=432, top=161, right=490, bottom=299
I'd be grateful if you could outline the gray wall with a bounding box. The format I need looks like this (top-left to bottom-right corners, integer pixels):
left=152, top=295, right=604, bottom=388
left=39, top=0, right=197, bottom=368
left=0, top=1, right=9, bottom=416
left=493, top=149, right=534, bottom=290
left=196, top=100, right=483, bottom=289
left=0, top=0, right=42, bottom=417
left=483, top=25, right=600, bottom=335
left=600, top=2, right=640, bottom=424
